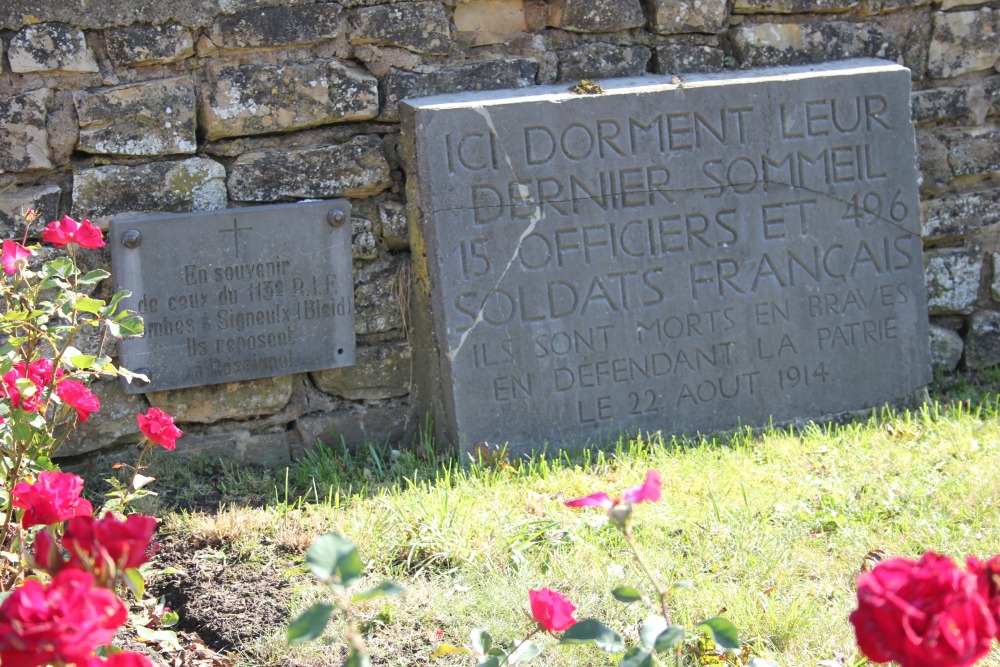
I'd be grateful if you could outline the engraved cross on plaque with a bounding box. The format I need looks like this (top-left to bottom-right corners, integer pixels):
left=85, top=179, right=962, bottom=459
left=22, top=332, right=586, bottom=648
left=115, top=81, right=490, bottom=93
left=218, top=218, right=253, bottom=258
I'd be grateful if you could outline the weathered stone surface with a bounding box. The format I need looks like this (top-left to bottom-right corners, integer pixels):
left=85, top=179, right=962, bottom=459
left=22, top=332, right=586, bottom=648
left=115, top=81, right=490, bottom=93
left=228, top=135, right=391, bottom=202
left=312, top=341, right=411, bottom=399
left=549, top=0, right=645, bottom=33
left=992, top=252, right=1000, bottom=301
left=355, top=269, right=404, bottom=334
left=647, top=0, right=728, bottom=34
left=964, top=310, right=1000, bottom=370
left=864, top=0, right=929, bottom=11
left=923, top=189, right=1000, bottom=240
left=72, top=158, right=227, bottom=220
left=295, top=402, right=411, bottom=450
left=653, top=44, right=726, bottom=74
left=379, top=58, right=538, bottom=121
left=59, top=380, right=147, bottom=456
left=210, top=3, right=345, bottom=51
left=928, top=9, right=1000, bottom=78
left=170, top=430, right=296, bottom=466
left=73, top=77, right=197, bottom=156
left=0, top=184, right=60, bottom=238
left=8, top=23, right=98, bottom=72
left=105, top=23, right=194, bottom=66
left=911, top=86, right=974, bottom=125
left=734, top=0, right=856, bottom=12
left=350, top=1, right=450, bottom=55
left=937, top=127, right=1000, bottom=179
left=454, top=0, right=526, bottom=46
left=46, top=90, right=79, bottom=167
left=928, top=324, right=963, bottom=373
left=925, top=249, right=982, bottom=315
left=353, top=217, right=379, bottom=260
left=985, top=75, right=1000, bottom=115
left=557, top=44, right=650, bottom=81
left=916, top=127, right=950, bottom=196
left=199, top=60, right=378, bottom=141
left=147, top=376, right=295, bottom=424
left=353, top=44, right=422, bottom=78
left=378, top=201, right=409, bottom=249
left=731, top=22, right=899, bottom=67
left=0, top=88, right=53, bottom=172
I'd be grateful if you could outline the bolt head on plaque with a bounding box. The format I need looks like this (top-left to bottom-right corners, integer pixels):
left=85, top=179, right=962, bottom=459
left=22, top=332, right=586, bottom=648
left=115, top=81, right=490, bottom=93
left=327, top=209, right=347, bottom=227
left=121, top=229, right=141, bottom=249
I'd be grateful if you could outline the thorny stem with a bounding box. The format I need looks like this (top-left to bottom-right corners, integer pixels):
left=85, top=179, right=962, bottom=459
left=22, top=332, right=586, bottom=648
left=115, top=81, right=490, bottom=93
left=505, top=626, right=542, bottom=666
left=623, top=524, right=671, bottom=625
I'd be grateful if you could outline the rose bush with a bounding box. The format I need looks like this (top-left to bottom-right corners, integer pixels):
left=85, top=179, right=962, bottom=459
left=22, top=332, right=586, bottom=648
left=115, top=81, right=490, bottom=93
left=11, top=470, right=94, bottom=528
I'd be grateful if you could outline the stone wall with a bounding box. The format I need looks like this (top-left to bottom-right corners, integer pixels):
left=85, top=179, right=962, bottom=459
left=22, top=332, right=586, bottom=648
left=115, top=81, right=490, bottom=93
left=0, top=0, right=998, bottom=461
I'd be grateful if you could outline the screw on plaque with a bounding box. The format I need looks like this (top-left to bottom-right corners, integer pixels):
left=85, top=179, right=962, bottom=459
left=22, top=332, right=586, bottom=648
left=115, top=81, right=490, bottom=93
left=121, top=229, right=142, bottom=248
left=327, top=209, right=347, bottom=227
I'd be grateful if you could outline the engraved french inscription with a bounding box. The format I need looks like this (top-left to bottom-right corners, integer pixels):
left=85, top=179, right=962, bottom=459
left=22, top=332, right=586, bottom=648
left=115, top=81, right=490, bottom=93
left=403, top=60, right=930, bottom=456
left=110, top=200, right=356, bottom=393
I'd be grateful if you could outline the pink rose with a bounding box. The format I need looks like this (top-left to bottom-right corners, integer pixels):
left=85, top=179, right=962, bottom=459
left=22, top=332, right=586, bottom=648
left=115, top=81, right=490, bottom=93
left=83, top=652, right=155, bottom=667
left=136, top=407, right=183, bottom=450
left=42, top=216, right=105, bottom=249
left=850, top=552, right=996, bottom=667
left=57, top=379, right=100, bottom=421
left=528, top=588, right=577, bottom=632
left=11, top=470, right=94, bottom=528
left=565, top=470, right=662, bottom=510
left=968, top=554, right=1000, bottom=630
left=63, top=513, right=158, bottom=586
left=2, top=240, right=32, bottom=275
left=0, top=569, right=127, bottom=667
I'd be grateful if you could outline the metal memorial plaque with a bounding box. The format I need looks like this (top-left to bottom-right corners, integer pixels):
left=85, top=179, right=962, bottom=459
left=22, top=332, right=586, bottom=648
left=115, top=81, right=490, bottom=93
left=402, top=59, right=931, bottom=456
left=110, top=200, right=356, bottom=393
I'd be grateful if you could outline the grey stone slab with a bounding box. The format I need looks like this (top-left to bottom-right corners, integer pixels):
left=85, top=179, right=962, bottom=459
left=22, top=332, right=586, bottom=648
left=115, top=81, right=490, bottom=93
left=653, top=44, right=726, bottom=75
left=924, top=248, right=982, bottom=315
left=928, top=9, right=1000, bottom=78
left=109, top=200, right=357, bottom=393
left=557, top=44, right=650, bottom=81
left=647, top=0, right=728, bottom=34
left=549, top=0, right=646, bottom=33
left=0, top=88, right=53, bottom=172
left=8, top=23, right=98, bottom=73
left=349, top=1, right=451, bottom=55
left=209, top=3, right=345, bottom=51
left=105, top=24, right=194, bottom=66
left=401, top=59, right=930, bottom=456
left=731, top=22, right=899, bottom=68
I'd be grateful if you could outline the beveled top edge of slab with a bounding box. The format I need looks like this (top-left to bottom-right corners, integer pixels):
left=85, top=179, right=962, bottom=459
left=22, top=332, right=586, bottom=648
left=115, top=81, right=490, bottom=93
left=401, top=58, right=906, bottom=112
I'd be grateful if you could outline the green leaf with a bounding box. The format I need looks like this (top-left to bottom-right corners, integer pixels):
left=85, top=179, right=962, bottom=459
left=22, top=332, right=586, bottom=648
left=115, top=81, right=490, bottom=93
left=506, top=639, right=540, bottom=664
left=559, top=619, right=624, bottom=653
left=351, top=581, right=404, bottom=603
left=79, top=269, right=111, bottom=285
left=160, top=610, right=180, bottom=628
left=70, top=354, right=96, bottom=369
left=123, top=568, right=145, bottom=599
left=620, top=647, right=653, bottom=667
left=113, top=314, right=144, bottom=337
left=612, top=586, right=643, bottom=603
left=470, top=629, right=492, bottom=655
left=287, top=602, right=334, bottom=644
left=343, top=647, right=370, bottom=667
left=475, top=657, right=500, bottom=667
left=639, top=616, right=667, bottom=650
left=430, top=644, right=473, bottom=659
left=12, top=422, right=34, bottom=442
left=747, top=659, right=781, bottom=667
left=306, top=533, right=363, bottom=588
left=653, top=626, right=685, bottom=652
left=134, top=625, right=181, bottom=651
left=698, top=617, right=740, bottom=651
left=74, top=296, right=104, bottom=314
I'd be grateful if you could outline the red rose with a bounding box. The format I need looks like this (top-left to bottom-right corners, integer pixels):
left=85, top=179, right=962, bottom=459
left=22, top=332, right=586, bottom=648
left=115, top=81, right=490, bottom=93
left=0, top=569, right=127, bottom=667
left=63, top=513, right=158, bottom=586
left=57, top=379, right=101, bottom=421
left=136, top=407, right=183, bottom=450
left=11, top=470, right=94, bottom=528
left=2, top=239, right=32, bottom=275
left=84, top=652, right=155, bottom=667
left=31, top=528, right=60, bottom=574
left=42, top=216, right=105, bottom=249
left=850, top=552, right=996, bottom=667
left=528, top=588, right=577, bottom=632
left=968, top=555, right=1000, bottom=630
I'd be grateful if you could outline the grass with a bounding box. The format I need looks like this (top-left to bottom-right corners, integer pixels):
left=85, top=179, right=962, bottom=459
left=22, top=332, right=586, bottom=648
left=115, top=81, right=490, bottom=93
left=106, top=370, right=1000, bottom=667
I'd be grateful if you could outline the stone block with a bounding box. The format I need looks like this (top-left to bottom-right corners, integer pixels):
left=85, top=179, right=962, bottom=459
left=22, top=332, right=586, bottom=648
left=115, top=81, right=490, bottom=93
left=985, top=75, right=1000, bottom=115
left=928, top=9, right=1000, bottom=78
left=922, top=189, right=1000, bottom=240
left=72, top=158, right=227, bottom=221
left=354, top=269, right=404, bottom=334
left=59, top=380, right=147, bottom=456
left=0, top=184, right=60, bottom=238
left=653, top=44, right=726, bottom=74
left=731, top=22, right=898, bottom=67
left=734, top=0, right=856, bottom=11
left=227, top=135, right=392, bottom=202
left=352, top=217, right=379, bottom=260
left=147, top=375, right=295, bottom=424
left=378, top=201, right=410, bottom=249
left=964, top=310, right=1000, bottom=370
left=379, top=58, right=538, bottom=121
left=915, top=127, right=950, bottom=196
left=548, top=0, right=645, bottom=33
left=647, top=0, right=728, bottom=34
left=312, top=341, right=411, bottom=399
left=73, top=77, right=197, bottom=156
left=209, top=3, right=345, bottom=51
left=295, top=403, right=411, bottom=450
left=928, top=324, right=963, bottom=373
left=350, top=1, right=450, bottom=55
left=0, top=88, right=53, bottom=172
left=924, top=249, right=982, bottom=315
left=864, top=0, right=930, bottom=11
left=557, top=44, right=650, bottom=81
left=910, top=86, right=973, bottom=125
left=8, top=23, right=98, bottom=73
left=105, top=23, right=194, bottom=66
left=937, top=127, right=1000, bottom=180
left=168, top=430, right=296, bottom=467
left=454, top=0, right=526, bottom=46
left=199, top=60, right=377, bottom=141
left=46, top=90, right=79, bottom=167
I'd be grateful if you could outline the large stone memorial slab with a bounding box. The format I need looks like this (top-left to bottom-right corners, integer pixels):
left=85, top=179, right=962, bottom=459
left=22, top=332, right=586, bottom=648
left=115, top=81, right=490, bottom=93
left=110, top=200, right=356, bottom=393
left=402, top=59, right=931, bottom=455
